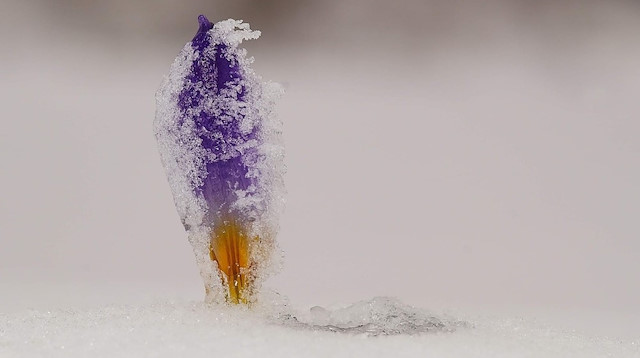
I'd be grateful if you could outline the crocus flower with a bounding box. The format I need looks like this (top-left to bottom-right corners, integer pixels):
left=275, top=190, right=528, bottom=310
left=155, top=15, right=284, bottom=304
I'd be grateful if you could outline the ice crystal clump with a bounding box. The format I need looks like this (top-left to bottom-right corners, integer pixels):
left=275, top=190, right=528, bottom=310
left=154, top=16, right=285, bottom=303
left=276, top=297, right=460, bottom=336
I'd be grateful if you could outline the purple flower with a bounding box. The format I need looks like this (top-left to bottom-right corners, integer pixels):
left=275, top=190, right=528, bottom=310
left=180, top=16, right=259, bottom=222
left=155, top=15, right=284, bottom=304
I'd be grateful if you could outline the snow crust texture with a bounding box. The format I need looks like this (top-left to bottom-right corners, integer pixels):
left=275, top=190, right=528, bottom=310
left=282, top=297, right=460, bottom=336
left=1, top=299, right=638, bottom=358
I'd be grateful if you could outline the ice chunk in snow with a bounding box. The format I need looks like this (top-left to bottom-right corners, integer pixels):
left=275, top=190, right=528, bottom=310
left=154, top=15, right=284, bottom=304
left=275, top=297, right=461, bottom=336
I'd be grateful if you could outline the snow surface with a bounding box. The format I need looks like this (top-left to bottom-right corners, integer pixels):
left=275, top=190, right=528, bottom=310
left=1, top=297, right=637, bottom=358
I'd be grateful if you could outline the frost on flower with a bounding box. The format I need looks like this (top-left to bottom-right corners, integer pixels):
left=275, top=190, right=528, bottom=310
left=154, top=15, right=284, bottom=304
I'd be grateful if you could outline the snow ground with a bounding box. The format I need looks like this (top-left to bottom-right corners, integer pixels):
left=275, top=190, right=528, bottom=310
left=1, top=299, right=638, bottom=358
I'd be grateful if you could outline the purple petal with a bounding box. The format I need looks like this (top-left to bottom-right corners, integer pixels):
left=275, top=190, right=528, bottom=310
left=155, top=16, right=284, bottom=233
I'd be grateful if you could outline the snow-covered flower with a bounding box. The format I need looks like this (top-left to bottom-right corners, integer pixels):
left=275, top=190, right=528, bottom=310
left=155, top=15, right=284, bottom=304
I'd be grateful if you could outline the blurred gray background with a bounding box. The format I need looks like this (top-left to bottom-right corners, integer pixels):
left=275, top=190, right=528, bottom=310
left=1, top=0, right=639, bottom=338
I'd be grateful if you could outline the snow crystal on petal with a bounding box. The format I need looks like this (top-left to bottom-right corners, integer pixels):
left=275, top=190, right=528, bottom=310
left=154, top=17, right=285, bottom=303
